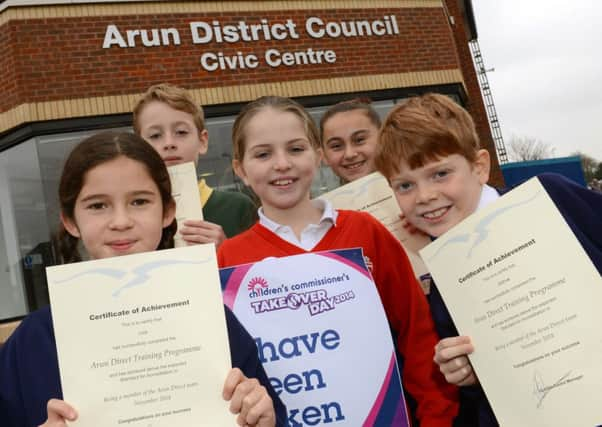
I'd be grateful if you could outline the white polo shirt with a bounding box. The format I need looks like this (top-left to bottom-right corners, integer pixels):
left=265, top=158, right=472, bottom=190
left=258, top=199, right=338, bottom=250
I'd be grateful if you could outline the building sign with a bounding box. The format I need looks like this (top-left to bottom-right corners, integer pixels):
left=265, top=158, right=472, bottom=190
left=103, top=16, right=400, bottom=71
left=1, top=6, right=461, bottom=114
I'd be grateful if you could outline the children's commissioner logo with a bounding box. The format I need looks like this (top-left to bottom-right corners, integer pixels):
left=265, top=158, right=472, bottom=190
left=247, top=274, right=355, bottom=316
left=247, top=276, right=268, bottom=292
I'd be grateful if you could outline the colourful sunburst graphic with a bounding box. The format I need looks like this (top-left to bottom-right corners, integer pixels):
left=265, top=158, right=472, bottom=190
left=247, top=276, right=268, bottom=291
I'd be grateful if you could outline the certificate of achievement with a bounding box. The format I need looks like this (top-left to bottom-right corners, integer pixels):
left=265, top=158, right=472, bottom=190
left=420, top=177, right=602, bottom=427
left=318, top=172, right=430, bottom=289
left=47, top=245, right=235, bottom=426
left=221, top=249, right=409, bottom=426
left=168, top=162, right=203, bottom=247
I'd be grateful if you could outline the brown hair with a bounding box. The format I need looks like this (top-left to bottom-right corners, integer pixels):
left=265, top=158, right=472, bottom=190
left=57, top=131, right=176, bottom=263
left=231, top=96, right=320, bottom=161
left=319, top=97, right=381, bottom=143
left=375, top=93, right=480, bottom=179
left=132, top=83, right=205, bottom=135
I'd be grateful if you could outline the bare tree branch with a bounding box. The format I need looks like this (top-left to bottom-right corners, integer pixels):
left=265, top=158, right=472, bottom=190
left=571, top=151, right=600, bottom=183
left=508, top=135, right=555, bottom=162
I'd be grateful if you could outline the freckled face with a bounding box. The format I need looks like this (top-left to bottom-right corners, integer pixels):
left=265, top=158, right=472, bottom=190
left=61, top=156, right=175, bottom=259
left=322, top=110, right=379, bottom=182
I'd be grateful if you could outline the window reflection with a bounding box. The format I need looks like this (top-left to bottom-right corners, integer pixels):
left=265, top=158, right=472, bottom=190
left=0, top=99, right=400, bottom=321
left=0, top=140, right=48, bottom=319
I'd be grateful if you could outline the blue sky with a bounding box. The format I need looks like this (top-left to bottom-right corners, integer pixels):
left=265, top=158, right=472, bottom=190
left=472, top=1, right=602, bottom=162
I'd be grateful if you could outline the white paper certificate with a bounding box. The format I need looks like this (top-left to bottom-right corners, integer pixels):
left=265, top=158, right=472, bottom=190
left=47, top=245, right=235, bottom=426
left=318, top=172, right=430, bottom=285
left=420, top=177, right=602, bottom=427
left=168, top=162, right=203, bottom=248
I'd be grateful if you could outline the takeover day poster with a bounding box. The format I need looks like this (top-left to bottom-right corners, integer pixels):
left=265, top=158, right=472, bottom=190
left=220, top=248, right=408, bottom=426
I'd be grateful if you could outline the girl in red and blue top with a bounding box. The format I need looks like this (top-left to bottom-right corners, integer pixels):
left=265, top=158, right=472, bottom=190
left=218, top=96, right=459, bottom=427
left=0, top=131, right=285, bottom=427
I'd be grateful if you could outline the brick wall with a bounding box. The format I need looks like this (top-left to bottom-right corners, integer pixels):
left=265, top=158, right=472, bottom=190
left=1, top=0, right=502, bottom=185
left=444, top=0, right=504, bottom=186
left=0, top=6, right=460, bottom=113
left=0, top=18, right=19, bottom=115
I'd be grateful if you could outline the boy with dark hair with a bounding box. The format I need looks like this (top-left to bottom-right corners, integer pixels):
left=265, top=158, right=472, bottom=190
left=374, top=93, right=602, bottom=426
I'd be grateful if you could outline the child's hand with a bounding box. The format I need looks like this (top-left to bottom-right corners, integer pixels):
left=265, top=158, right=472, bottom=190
left=40, top=399, right=77, bottom=426
left=181, top=219, right=226, bottom=248
left=433, top=336, right=477, bottom=386
left=223, top=368, right=276, bottom=427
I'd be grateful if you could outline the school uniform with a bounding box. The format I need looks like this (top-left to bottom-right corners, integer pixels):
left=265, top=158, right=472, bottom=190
left=198, top=180, right=257, bottom=238
left=0, top=305, right=287, bottom=427
left=427, top=173, right=602, bottom=427
left=218, top=201, right=459, bottom=427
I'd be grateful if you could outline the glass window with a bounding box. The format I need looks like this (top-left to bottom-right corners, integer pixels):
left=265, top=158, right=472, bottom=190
left=198, top=116, right=242, bottom=191
left=201, top=110, right=346, bottom=197
left=0, top=139, right=51, bottom=319
left=0, top=96, right=403, bottom=321
left=372, top=100, right=396, bottom=120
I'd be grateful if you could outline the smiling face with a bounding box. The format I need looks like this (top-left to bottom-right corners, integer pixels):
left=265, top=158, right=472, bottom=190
left=321, top=110, right=379, bottom=182
left=389, top=151, right=490, bottom=237
left=61, top=156, right=175, bottom=260
left=137, top=101, right=208, bottom=166
left=233, top=108, right=321, bottom=218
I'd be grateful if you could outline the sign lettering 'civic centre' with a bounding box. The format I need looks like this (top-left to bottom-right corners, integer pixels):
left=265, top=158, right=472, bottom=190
left=102, top=15, right=400, bottom=71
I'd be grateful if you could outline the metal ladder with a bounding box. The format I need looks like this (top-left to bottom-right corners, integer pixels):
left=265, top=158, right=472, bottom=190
left=469, top=39, right=508, bottom=164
